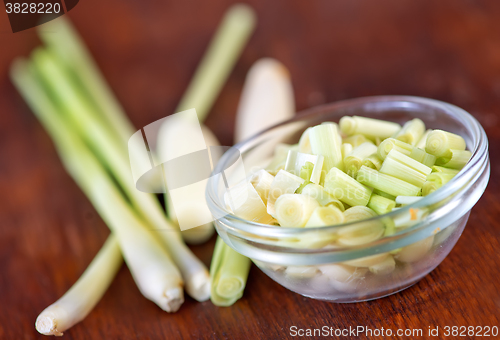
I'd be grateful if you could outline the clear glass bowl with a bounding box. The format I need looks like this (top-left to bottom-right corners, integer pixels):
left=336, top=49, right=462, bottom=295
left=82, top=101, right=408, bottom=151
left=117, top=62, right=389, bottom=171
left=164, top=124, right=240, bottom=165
left=206, top=96, right=490, bottom=302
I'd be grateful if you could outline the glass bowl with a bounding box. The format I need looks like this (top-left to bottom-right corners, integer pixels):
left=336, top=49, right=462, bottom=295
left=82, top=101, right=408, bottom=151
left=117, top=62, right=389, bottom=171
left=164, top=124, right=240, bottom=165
left=206, top=96, right=489, bottom=302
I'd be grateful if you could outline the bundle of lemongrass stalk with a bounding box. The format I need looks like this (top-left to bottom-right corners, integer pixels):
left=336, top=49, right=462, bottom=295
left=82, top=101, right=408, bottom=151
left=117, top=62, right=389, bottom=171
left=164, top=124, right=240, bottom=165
left=10, top=4, right=268, bottom=336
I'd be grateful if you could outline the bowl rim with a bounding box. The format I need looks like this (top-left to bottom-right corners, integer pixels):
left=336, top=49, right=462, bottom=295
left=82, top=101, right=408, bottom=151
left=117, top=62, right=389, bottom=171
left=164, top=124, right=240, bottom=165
left=206, top=95, right=489, bottom=240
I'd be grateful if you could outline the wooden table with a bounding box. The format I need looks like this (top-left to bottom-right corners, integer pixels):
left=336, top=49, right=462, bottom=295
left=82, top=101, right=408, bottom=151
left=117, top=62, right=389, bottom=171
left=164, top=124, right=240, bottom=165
left=1, top=1, right=499, bottom=338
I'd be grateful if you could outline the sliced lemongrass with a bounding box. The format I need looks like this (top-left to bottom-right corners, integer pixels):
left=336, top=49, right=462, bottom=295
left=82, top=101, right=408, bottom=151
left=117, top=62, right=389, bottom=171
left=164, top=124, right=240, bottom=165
left=250, top=169, right=275, bottom=204
left=344, top=253, right=389, bottom=267
left=416, top=129, right=432, bottom=149
left=339, top=116, right=401, bottom=139
left=299, top=161, right=314, bottom=181
left=436, top=149, right=471, bottom=170
left=427, top=172, right=456, bottom=185
left=267, top=170, right=305, bottom=216
left=318, top=264, right=367, bottom=292
left=395, top=236, right=434, bottom=263
left=379, top=151, right=431, bottom=188
left=368, top=194, right=396, bottom=215
left=341, top=143, right=354, bottom=161
left=382, top=217, right=396, bottom=236
left=342, top=134, right=371, bottom=147
left=393, top=207, right=427, bottom=229
left=324, top=168, right=372, bottom=207
left=298, top=127, right=312, bottom=153
left=275, top=194, right=320, bottom=227
left=300, top=183, right=345, bottom=211
left=425, top=130, right=466, bottom=159
left=378, top=138, right=436, bottom=167
left=284, top=150, right=324, bottom=184
left=309, top=123, right=343, bottom=172
left=387, top=149, right=433, bottom=175
left=344, top=142, right=378, bottom=177
left=369, top=255, right=396, bottom=275
left=337, top=207, right=384, bottom=245
left=305, top=206, right=344, bottom=227
left=373, top=189, right=396, bottom=200
left=266, top=143, right=298, bottom=171
left=422, top=182, right=438, bottom=196
left=362, top=153, right=383, bottom=170
left=210, top=237, right=251, bottom=306
left=395, top=196, right=423, bottom=205
left=285, top=266, right=318, bottom=279
left=35, top=236, right=122, bottom=336
left=394, top=118, right=425, bottom=145
left=431, top=165, right=460, bottom=175
left=321, top=121, right=342, bottom=144
left=357, top=165, right=421, bottom=197
left=226, top=181, right=274, bottom=224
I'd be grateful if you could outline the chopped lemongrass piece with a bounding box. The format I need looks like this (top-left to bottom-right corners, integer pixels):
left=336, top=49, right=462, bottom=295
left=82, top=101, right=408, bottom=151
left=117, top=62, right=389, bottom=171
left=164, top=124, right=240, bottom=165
left=369, top=255, right=396, bottom=275
left=338, top=206, right=384, bottom=245
left=285, top=266, right=318, bottom=279
left=373, top=189, right=396, bottom=200
left=299, top=161, right=314, bottom=182
left=266, top=143, right=298, bottom=171
left=425, top=130, right=466, bottom=159
left=267, top=170, right=305, bottom=216
left=344, top=142, right=378, bottom=177
left=284, top=150, right=324, bottom=184
left=368, top=194, right=396, bottom=215
left=393, top=207, right=427, bottom=229
left=305, top=206, right=344, bottom=227
left=422, top=182, right=438, bottom=196
left=300, top=183, right=345, bottom=211
left=227, top=182, right=274, bottom=224
left=395, top=236, right=434, bottom=263
left=339, top=116, right=401, bottom=139
left=394, top=118, right=425, bottom=145
left=362, top=153, right=383, bottom=170
left=436, top=149, right=472, bottom=170
left=275, top=194, right=320, bottom=227
left=298, top=127, right=312, bottom=153
left=422, top=172, right=456, bottom=195
left=416, top=129, right=433, bottom=149
left=378, top=138, right=436, bottom=167
left=344, top=253, right=389, bottom=267
left=309, top=123, right=343, bottom=172
left=317, top=264, right=367, bottom=292
left=250, top=170, right=275, bottom=204
left=431, top=165, right=460, bottom=175
left=357, top=165, right=421, bottom=197
left=342, top=134, right=371, bottom=147
left=210, top=237, right=251, bottom=306
left=379, top=149, right=432, bottom=188
left=341, top=143, right=354, bottom=161
left=324, top=168, right=373, bottom=207
left=382, top=217, right=396, bottom=236
left=395, top=196, right=423, bottom=205
left=35, top=236, right=122, bottom=336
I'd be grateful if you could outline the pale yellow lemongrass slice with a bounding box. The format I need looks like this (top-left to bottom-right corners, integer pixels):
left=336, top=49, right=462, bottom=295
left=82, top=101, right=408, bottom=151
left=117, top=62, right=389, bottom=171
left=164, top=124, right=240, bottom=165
left=342, top=134, right=371, bottom=147
left=250, top=169, right=275, bottom=204
left=300, top=183, right=345, bottom=211
left=317, top=264, right=367, bottom=292
left=395, top=236, right=434, bottom=263
left=378, top=138, right=436, bottom=167
left=362, top=153, right=383, bottom=170
left=339, top=116, right=401, bottom=139
left=324, top=168, right=373, bottom=207
left=394, top=118, right=425, bottom=146
left=395, top=196, right=422, bottom=205
left=305, top=206, right=345, bottom=227
left=341, top=143, right=354, bottom=162
left=357, top=165, right=421, bottom=197
left=367, top=194, right=396, bottom=215
left=431, top=165, right=460, bottom=175
left=275, top=194, right=320, bottom=227
left=267, top=170, right=305, bottom=216
left=416, top=129, right=432, bottom=149
left=344, top=253, right=389, bottom=267
left=337, top=206, right=384, bottom=246
left=344, top=142, right=378, bottom=177
left=309, top=123, right=344, bottom=173
left=425, top=130, right=466, bottom=159
left=298, top=127, right=312, bottom=153
left=369, top=255, right=396, bottom=275
left=284, top=150, right=324, bottom=184
left=379, top=149, right=432, bottom=188
left=436, top=149, right=471, bottom=170
left=266, top=143, right=299, bottom=171
left=285, top=265, right=318, bottom=279
left=227, top=182, right=274, bottom=224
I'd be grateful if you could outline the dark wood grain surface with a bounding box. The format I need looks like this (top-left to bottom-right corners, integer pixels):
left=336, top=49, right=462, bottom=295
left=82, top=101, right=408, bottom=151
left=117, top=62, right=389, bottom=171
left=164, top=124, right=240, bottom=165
left=1, top=1, right=499, bottom=339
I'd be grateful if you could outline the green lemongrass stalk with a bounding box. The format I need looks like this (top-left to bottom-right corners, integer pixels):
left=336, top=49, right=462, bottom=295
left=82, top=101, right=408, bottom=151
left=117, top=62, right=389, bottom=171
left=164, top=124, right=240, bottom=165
left=300, top=183, right=344, bottom=211
left=395, top=196, right=422, bottom=205
left=367, top=194, right=396, bottom=215
left=342, top=134, right=371, bottom=147
left=362, top=153, right=383, bottom=170
left=416, top=129, right=432, bottom=149
left=266, top=143, right=298, bottom=171
left=32, top=50, right=210, bottom=302
left=284, top=150, right=324, bottom=184
left=395, top=236, right=434, bottom=263
left=324, top=168, right=372, bottom=206
left=210, top=237, right=251, bottom=306
left=267, top=170, right=304, bottom=216
left=394, top=118, right=425, bottom=145
left=250, top=169, right=275, bottom=204
left=436, top=149, right=472, bottom=170
left=298, top=127, right=312, bottom=153
left=431, top=165, right=460, bottom=175
left=226, top=182, right=274, bottom=224
left=11, top=61, right=184, bottom=311
left=369, top=255, right=396, bottom=275
left=305, top=206, right=344, bottom=227
left=341, top=143, right=354, bottom=161
left=344, top=142, right=378, bottom=177
left=425, top=130, right=466, bottom=159
left=275, top=194, right=319, bottom=227
left=379, top=149, right=432, bottom=188
left=339, top=116, right=401, bottom=140
left=337, top=206, right=384, bottom=246
left=378, top=138, right=436, bottom=167
left=309, top=123, right=344, bottom=173
left=357, top=165, right=421, bottom=197
left=35, top=236, right=122, bottom=336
